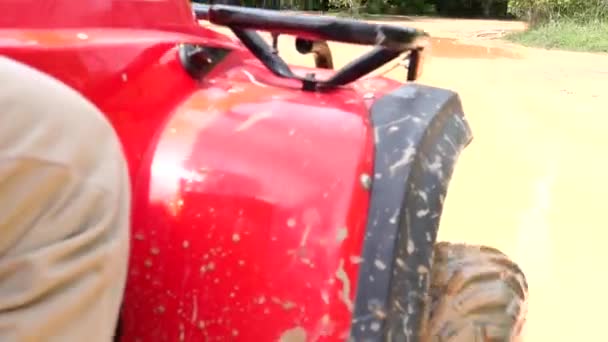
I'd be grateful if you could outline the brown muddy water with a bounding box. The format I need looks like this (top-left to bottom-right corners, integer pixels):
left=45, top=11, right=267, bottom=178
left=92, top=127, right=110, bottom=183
left=211, top=21, right=608, bottom=341
left=428, top=37, right=521, bottom=59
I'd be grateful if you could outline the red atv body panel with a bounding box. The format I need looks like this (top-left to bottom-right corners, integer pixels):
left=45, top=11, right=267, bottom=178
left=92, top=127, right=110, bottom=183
left=128, top=75, right=380, bottom=341
left=0, top=1, right=405, bottom=340
left=1, top=1, right=474, bottom=341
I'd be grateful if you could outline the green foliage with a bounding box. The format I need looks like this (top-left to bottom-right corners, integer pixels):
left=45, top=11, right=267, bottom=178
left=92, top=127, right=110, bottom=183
left=506, top=19, right=608, bottom=52
left=507, top=0, right=607, bottom=52
left=435, top=0, right=509, bottom=17
left=275, top=0, right=511, bottom=16
left=328, top=0, right=357, bottom=10
left=393, top=0, right=434, bottom=14
left=508, top=0, right=608, bottom=25
left=331, top=0, right=441, bottom=15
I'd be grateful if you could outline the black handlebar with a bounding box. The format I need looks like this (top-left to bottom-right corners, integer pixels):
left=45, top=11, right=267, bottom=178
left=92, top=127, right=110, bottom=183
left=192, top=4, right=427, bottom=90
left=194, top=4, right=422, bottom=51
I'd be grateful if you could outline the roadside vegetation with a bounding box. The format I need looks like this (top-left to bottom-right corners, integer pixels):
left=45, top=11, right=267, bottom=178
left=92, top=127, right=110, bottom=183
left=506, top=0, right=608, bottom=52
left=507, top=19, right=608, bottom=52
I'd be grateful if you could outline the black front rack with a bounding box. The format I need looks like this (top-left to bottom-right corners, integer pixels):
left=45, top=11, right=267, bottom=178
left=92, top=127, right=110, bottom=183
left=192, top=4, right=428, bottom=91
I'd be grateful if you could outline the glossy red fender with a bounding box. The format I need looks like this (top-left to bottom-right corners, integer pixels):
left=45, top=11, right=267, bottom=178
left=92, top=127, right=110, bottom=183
left=126, top=67, right=382, bottom=341
left=0, top=0, right=405, bottom=340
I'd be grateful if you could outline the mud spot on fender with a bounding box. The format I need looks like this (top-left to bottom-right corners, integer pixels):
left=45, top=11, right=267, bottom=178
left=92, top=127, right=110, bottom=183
left=232, top=233, right=241, bottom=242
left=271, top=297, right=297, bottom=310
left=336, top=227, right=348, bottom=243
left=280, top=327, right=307, bottom=342
left=374, top=259, right=387, bottom=270
left=335, top=259, right=354, bottom=311
left=235, top=111, right=272, bottom=132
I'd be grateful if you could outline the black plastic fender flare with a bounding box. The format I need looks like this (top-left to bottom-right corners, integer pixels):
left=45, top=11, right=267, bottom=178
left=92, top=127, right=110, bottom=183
left=350, top=84, right=473, bottom=341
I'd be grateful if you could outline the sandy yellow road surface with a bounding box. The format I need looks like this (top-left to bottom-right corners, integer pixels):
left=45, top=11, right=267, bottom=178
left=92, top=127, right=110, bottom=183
left=422, top=38, right=608, bottom=342
left=411, top=20, right=608, bottom=342
left=209, top=18, right=608, bottom=340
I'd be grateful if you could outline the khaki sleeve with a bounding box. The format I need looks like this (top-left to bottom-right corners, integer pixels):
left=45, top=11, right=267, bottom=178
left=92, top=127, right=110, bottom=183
left=0, top=57, right=130, bottom=342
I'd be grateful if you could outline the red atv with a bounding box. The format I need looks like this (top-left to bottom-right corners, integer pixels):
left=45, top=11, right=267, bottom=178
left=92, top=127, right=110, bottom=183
left=0, top=0, right=528, bottom=341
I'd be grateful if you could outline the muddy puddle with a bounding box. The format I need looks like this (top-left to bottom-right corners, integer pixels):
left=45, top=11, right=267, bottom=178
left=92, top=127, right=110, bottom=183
left=428, top=37, right=521, bottom=59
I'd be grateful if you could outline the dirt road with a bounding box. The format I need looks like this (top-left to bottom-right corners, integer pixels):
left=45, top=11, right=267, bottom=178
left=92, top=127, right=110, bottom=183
left=211, top=18, right=608, bottom=340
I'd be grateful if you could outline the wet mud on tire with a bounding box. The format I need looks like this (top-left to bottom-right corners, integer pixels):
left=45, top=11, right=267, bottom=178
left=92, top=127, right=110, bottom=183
left=423, top=242, right=528, bottom=342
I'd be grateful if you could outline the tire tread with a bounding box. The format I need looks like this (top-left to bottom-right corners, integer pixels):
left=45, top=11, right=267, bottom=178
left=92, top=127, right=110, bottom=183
left=423, top=242, right=528, bottom=342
